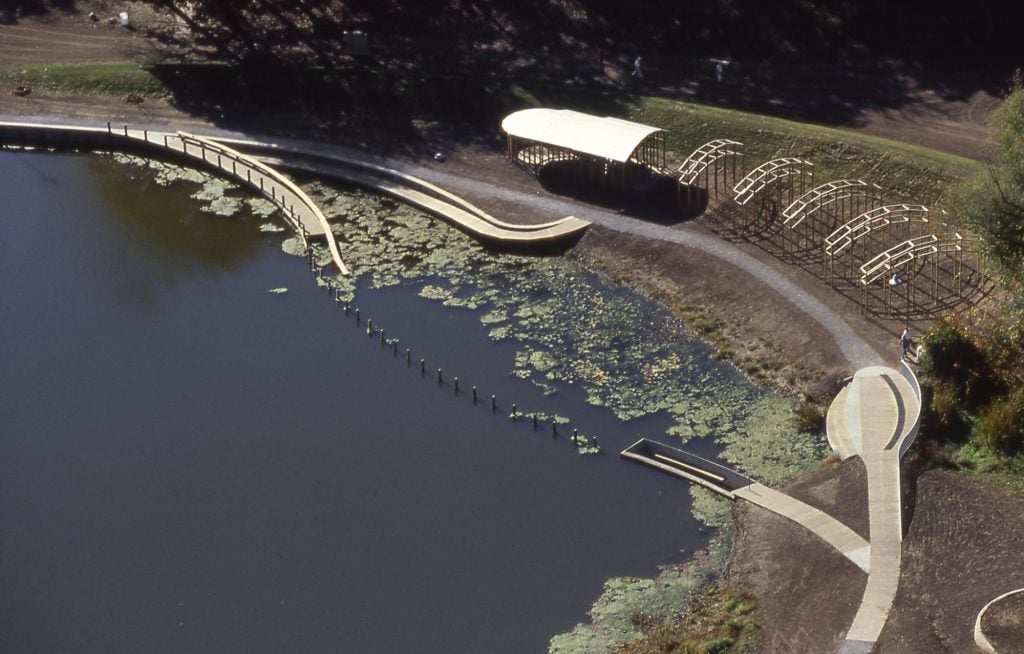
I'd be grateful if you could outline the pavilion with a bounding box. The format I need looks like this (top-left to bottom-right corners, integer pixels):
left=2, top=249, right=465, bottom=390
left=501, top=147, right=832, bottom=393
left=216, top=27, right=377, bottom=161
left=501, top=108, right=668, bottom=191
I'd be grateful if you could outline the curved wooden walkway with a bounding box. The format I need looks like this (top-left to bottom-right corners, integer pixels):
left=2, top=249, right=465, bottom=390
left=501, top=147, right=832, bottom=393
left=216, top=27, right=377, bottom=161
left=0, top=119, right=590, bottom=265
left=257, top=154, right=590, bottom=246
left=0, top=120, right=350, bottom=274
left=213, top=135, right=590, bottom=245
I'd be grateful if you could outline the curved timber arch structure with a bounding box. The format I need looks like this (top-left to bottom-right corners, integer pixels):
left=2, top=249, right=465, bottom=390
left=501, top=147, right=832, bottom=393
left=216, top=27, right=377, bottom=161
left=502, top=108, right=667, bottom=190
left=731, top=158, right=814, bottom=232
left=675, top=139, right=743, bottom=208
left=825, top=204, right=930, bottom=286
left=858, top=233, right=975, bottom=317
left=781, top=179, right=883, bottom=257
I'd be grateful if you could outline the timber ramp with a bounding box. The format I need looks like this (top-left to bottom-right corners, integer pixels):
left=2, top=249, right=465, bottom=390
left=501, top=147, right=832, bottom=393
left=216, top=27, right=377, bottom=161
left=0, top=119, right=591, bottom=259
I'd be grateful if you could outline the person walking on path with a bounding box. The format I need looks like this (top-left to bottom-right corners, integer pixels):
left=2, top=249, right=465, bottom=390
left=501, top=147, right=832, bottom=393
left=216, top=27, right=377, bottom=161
left=631, top=56, right=643, bottom=79
left=900, top=327, right=912, bottom=360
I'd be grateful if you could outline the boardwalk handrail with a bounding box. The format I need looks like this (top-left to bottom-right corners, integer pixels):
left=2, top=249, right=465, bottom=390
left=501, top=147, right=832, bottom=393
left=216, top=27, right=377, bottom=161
left=175, top=132, right=349, bottom=274
left=0, top=120, right=349, bottom=274
left=897, top=361, right=922, bottom=458
left=215, top=136, right=588, bottom=234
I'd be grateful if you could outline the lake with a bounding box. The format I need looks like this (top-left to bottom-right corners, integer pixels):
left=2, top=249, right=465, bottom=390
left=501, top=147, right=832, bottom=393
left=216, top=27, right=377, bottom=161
left=0, top=151, right=735, bottom=653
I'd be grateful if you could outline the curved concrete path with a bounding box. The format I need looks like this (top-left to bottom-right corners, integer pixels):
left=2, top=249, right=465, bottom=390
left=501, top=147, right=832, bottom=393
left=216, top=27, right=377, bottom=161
left=974, top=588, right=1024, bottom=653
left=733, top=482, right=871, bottom=573
left=828, top=362, right=921, bottom=654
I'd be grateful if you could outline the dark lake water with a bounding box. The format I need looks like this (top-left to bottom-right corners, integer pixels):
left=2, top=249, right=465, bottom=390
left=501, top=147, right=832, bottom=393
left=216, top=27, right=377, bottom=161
left=0, top=152, right=718, bottom=653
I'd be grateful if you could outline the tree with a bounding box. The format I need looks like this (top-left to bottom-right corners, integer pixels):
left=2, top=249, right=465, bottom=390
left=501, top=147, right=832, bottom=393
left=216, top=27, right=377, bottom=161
left=959, top=73, right=1024, bottom=290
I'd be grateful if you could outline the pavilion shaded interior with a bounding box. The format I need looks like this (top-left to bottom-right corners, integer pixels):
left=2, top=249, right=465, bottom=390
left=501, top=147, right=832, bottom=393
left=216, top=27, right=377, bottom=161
left=501, top=108, right=668, bottom=192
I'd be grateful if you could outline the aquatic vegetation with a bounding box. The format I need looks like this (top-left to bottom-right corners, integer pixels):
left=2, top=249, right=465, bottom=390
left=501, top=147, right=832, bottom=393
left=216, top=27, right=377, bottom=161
left=290, top=181, right=827, bottom=477
left=246, top=197, right=278, bottom=218
left=110, top=153, right=269, bottom=219
left=284, top=181, right=827, bottom=652
left=101, top=159, right=825, bottom=651
left=551, top=487, right=733, bottom=653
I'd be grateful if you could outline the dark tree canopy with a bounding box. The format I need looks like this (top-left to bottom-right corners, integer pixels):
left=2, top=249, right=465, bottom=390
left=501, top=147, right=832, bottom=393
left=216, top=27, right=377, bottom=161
left=959, top=77, right=1024, bottom=290
left=143, top=0, right=1018, bottom=70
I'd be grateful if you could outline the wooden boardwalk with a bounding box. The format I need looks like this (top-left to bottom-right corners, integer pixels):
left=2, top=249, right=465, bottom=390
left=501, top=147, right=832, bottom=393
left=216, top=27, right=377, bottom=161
left=0, top=119, right=591, bottom=272
left=218, top=135, right=591, bottom=246
left=621, top=439, right=871, bottom=572
left=258, top=155, right=590, bottom=246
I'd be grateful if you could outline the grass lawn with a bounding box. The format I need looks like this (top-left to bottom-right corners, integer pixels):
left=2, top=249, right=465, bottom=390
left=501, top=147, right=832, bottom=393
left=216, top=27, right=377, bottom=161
left=0, top=61, right=170, bottom=98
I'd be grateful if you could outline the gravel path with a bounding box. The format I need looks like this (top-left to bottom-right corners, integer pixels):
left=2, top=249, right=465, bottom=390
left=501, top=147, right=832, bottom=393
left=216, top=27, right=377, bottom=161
left=394, top=162, right=884, bottom=368
left=0, top=113, right=884, bottom=369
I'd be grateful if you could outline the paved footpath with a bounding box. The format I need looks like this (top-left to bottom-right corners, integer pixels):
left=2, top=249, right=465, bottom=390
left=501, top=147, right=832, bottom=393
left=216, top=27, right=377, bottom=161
left=830, top=365, right=921, bottom=653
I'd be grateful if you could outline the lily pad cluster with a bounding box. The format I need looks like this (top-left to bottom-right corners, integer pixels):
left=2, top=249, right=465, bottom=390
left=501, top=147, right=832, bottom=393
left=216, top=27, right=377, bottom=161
left=292, top=182, right=828, bottom=473
left=110, top=153, right=280, bottom=219
left=106, top=157, right=827, bottom=653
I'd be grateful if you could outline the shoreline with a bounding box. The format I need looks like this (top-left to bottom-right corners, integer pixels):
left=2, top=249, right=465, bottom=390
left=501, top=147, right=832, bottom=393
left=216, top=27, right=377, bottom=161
left=3, top=73, right=1020, bottom=654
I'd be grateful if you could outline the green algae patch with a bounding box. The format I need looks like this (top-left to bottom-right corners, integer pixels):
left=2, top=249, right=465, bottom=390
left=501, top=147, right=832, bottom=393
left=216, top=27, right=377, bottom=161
left=247, top=197, right=278, bottom=218
left=418, top=284, right=453, bottom=301
left=297, top=179, right=825, bottom=481
left=199, top=194, right=244, bottom=217
left=281, top=236, right=307, bottom=258
left=110, top=153, right=267, bottom=219
left=550, top=487, right=735, bottom=653
left=293, top=180, right=825, bottom=653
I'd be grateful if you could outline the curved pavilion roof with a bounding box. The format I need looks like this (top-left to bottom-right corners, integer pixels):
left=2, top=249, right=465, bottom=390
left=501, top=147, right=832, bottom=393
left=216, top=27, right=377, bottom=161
left=501, top=108, right=664, bottom=164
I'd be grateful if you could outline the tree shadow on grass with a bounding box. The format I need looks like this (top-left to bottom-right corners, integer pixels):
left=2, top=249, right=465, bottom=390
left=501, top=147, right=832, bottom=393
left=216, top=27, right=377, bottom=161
left=143, top=49, right=642, bottom=154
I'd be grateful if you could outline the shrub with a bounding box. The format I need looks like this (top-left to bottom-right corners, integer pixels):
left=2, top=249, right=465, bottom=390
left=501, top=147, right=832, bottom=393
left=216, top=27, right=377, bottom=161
left=920, top=317, right=1000, bottom=414
left=974, top=388, right=1024, bottom=455
left=920, top=378, right=972, bottom=443
left=793, top=401, right=825, bottom=433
